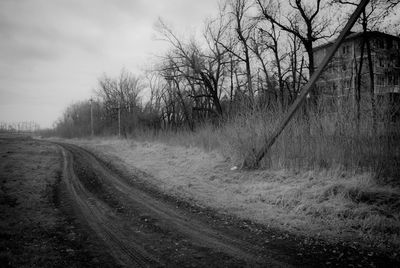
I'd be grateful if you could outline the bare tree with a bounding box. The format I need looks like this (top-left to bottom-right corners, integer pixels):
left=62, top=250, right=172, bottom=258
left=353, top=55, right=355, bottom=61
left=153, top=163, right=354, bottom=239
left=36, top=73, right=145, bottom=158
left=256, top=20, right=287, bottom=108
left=161, top=57, right=195, bottom=130
left=256, top=0, right=339, bottom=103
left=229, top=0, right=256, bottom=105
left=333, top=0, right=400, bottom=132
left=287, top=33, right=307, bottom=102
left=96, top=69, right=143, bottom=135
left=155, top=18, right=226, bottom=118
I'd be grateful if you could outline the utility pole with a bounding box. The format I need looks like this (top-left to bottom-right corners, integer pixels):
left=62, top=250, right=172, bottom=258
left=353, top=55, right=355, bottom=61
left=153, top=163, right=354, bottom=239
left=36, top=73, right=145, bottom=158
left=89, top=98, right=94, bottom=137
left=246, top=0, right=370, bottom=168
left=118, top=101, right=121, bottom=137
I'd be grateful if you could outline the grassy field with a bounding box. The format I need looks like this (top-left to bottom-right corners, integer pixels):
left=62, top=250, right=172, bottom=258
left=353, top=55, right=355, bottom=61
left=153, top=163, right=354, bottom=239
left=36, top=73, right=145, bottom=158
left=0, top=135, right=118, bottom=267
left=47, top=104, right=400, bottom=257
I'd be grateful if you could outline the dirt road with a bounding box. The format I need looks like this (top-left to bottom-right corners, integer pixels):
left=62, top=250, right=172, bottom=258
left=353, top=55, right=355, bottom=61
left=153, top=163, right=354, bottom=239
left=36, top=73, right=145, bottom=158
left=0, top=136, right=118, bottom=267
left=56, top=141, right=399, bottom=267
left=59, top=142, right=284, bottom=267
left=2, top=136, right=397, bottom=267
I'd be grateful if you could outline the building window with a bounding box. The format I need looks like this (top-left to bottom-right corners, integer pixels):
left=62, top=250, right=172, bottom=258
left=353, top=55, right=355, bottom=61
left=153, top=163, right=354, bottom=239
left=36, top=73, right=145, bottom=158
left=343, top=79, right=351, bottom=89
left=394, top=41, right=399, bottom=50
left=388, top=73, right=394, bottom=85
left=394, top=75, right=399, bottom=86
left=332, top=82, right=337, bottom=94
left=377, top=74, right=385, bottom=85
left=377, top=39, right=385, bottom=49
left=387, top=39, right=393, bottom=49
left=342, top=45, right=350, bottom=55
left=395, top=56, right=400, bottom=68
left=379, top=58, right=385, bottom=68
left=330, top=64, right=336, bottom=73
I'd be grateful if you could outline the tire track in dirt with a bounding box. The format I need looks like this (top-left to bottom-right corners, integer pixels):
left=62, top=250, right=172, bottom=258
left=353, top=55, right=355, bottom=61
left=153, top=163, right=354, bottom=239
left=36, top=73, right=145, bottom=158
left=58, top=142, right=288, bottom=267
left=60, top=148, right=157, bottom=267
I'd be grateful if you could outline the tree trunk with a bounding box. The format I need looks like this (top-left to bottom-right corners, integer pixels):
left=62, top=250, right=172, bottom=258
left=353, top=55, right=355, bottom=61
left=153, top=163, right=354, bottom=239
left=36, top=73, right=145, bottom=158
left=362, top=11, right=377, bottom=134
left=305, top=41, right=317, bottom=108
left=356, top=37, right=365, bottom=134
left=174, top=80, right=194, bottom=131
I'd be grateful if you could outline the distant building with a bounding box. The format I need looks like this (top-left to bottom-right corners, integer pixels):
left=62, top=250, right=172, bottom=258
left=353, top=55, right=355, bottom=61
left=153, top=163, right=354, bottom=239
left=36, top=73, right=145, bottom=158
left=313, top=31, right=400, bottom=119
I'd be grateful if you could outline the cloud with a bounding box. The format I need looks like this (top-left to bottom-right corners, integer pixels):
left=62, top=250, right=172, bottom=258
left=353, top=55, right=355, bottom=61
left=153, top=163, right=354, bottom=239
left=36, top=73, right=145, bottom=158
left=0, top=0, right=219, bottom=127
left=0, top=1, right=107, bottom=63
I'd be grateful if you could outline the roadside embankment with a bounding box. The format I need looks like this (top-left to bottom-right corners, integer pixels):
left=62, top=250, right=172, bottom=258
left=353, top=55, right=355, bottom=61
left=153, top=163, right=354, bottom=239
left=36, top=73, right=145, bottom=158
left=65, top=137, right=400, bottom=258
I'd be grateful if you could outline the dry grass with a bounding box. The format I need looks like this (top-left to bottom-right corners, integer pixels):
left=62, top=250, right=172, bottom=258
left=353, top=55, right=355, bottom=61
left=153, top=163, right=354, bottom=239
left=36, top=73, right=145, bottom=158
left=69, top=134, right=400, bottom=253
left=220, top=106, right=400, bottom=176
left=121, top=105, right=400, bottom=184
left=60, top=104, right=400, bottom=253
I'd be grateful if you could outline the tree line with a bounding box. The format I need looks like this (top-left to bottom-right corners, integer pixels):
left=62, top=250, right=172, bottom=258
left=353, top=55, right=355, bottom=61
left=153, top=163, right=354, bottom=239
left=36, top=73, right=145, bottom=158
left=52, top=0, right=399, bottom=138
left=0, top=121, right=40, bottom=133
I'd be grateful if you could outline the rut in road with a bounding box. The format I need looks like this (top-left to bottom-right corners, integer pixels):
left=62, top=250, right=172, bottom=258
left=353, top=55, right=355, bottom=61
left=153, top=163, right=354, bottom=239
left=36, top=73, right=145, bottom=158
left=58, top=143, right=288, bottom=267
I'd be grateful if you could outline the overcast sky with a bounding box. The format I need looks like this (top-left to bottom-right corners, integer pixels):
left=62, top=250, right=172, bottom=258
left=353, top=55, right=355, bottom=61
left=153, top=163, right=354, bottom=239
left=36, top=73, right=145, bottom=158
left=0, top=0, right=218, bottom=128
left=1, top=1, right=399, bottom=129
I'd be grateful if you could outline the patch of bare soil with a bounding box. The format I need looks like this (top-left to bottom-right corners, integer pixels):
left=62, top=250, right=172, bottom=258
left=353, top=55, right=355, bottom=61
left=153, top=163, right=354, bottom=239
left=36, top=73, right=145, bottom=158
left=0, top=136, right=118, bottom=267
